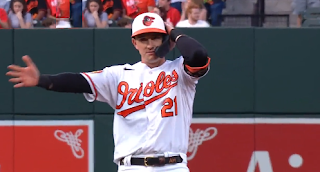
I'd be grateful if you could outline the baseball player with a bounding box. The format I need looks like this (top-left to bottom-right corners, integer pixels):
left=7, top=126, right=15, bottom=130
left=6, top=12, right=210, bottom=172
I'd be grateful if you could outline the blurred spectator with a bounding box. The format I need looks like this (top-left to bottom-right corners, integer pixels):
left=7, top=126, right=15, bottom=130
left=26, top=0, right=46, bottom=20
left=181, top=0, right=206, bottom=21
left=157, top=0, right=180, bottom=26
left=0, top=7, right=9, bottom=28
left=4, top=0, right=47, bottom=22
left=292, top=0, right=320, bottom=27
left=117, top=16, right=132, bottom=27
left=8, top=0, right=33, bottom=28
left=101, top=0, right=122, bottom=21
left=83, top=0, right=108, bottom=28
left=204, top=0, right=225, bottom=26
left=152, top=6, right=166, bottom=20
left=82, top=0, right=122, bottom=26
left=176, top=1, right=209, bottom=27
left=41, top=16, right=55, bottom=27
left=170, top=0, right=185, bottom=14
left=83, top=0, right=86, bottom=11
left=70, top=0, right=82, bottom=27
left=46, top=0, right=71, bottom=28
left=1, top=0, right=11, bottom=12
left=121, top=0, right=155, bottom=19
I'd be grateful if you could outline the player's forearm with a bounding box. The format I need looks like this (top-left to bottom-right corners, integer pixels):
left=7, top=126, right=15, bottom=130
left=37, top=73, right=92, bottom=93
left=170, top=29, right=208, bottom=67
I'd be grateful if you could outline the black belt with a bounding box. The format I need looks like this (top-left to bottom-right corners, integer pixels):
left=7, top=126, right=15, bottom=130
left=120, top=155, right=183, bottom=166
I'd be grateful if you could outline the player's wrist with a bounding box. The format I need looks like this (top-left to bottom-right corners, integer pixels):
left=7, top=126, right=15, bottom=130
left=37, top=74, right=52, bottom=89
left=169, top=29, right=185, bottom=42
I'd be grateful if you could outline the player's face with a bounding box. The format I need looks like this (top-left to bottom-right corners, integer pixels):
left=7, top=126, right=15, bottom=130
left=132, top=32, right=164, bottom=66
left=190, top=8, right=200, bottom=21
left=13, top=2, right=23, bottom=13
left=89, top=1, right=99, bottom=12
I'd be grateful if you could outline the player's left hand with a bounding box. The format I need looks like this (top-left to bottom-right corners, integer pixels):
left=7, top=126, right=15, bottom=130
left=164, top=22, right=174, bottom=35
left=164, top=22, right=175, bottom=51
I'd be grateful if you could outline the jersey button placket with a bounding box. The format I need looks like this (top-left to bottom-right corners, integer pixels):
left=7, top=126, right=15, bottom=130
left=142, top=69, right=153, bottom=147
left=144, top=69, right=158, bottom=126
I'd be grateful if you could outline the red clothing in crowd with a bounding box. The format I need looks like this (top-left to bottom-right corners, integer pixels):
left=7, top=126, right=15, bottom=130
left=0, top=8, right=8, bottom=29
left=47, top=0, right=70, bottom=18
left=166, top=7, right=180, bottom=27
left=122, top=0, right=155, bottom=18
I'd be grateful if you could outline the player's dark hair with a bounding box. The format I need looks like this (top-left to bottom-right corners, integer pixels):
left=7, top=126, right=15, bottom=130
left=86, top=0, right=103, bottom=16
left=10, top=0, right=27, bottom=16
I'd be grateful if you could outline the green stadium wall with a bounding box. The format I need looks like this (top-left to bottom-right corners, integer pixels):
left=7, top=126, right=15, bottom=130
left=0, top=28, right=320, bottom=172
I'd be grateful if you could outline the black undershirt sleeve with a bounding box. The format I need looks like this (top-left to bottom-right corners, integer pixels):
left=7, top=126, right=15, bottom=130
left=36, top=73, right=92, bottom=94
left=169, top=29, right=209, bottom=68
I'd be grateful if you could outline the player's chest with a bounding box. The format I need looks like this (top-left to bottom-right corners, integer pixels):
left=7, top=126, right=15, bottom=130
left=116, top=69, right=179, bottom=104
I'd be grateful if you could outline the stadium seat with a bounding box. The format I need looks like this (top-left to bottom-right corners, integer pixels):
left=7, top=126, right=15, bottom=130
left=302, top=19, right=320, bottom=27
left=302, top=7, right=320, bottom=20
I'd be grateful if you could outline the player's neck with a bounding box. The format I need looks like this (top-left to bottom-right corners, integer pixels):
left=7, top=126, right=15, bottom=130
left=143, top=58, right=166, bottom=68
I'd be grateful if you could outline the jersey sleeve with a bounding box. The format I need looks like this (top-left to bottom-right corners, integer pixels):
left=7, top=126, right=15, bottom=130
left=80, top=66, right=121, bottom=109
left=177, top=56, right=210, bottom=84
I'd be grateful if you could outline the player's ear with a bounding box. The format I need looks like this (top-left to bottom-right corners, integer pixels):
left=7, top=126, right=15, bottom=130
left=131, top=38, right=138, bottom=50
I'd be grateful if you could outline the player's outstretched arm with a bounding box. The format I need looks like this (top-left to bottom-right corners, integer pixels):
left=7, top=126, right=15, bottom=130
left=6, top=55, right=92, bottom=94
left=165, top=23, right=210, bottom=77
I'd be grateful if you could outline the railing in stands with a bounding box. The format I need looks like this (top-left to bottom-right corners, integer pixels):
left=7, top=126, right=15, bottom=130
left=218, top=14, right=290, bottom=27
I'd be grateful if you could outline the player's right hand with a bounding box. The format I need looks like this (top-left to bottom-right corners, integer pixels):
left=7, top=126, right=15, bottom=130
left=6, top=55, right=40, bottom=88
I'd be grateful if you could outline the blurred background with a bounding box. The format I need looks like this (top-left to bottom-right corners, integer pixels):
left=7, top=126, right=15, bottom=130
left=1, top=0, right=320, bottom=172
left=0, top=0, right=319, bottom=29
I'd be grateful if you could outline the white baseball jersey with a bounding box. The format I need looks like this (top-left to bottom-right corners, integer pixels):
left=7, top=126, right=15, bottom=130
left=81, top=56, right=209, bottom=164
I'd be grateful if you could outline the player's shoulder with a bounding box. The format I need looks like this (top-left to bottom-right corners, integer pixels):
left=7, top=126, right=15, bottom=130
left=92, top=62, right=143, bottom=76
left=171, top=56, right=184, bottom=64
left=164, top=56, right=184, bottom=68
left=100, top=61, right=141, bottom=71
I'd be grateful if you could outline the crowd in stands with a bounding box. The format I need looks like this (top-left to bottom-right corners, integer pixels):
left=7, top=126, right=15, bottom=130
left=0, top=0, right=226, bottom=28
left=82, top=0, right=225, bottom=28
left=0, top=0, right=81, bottom=28
left=291, top=0, right=320, bottom=27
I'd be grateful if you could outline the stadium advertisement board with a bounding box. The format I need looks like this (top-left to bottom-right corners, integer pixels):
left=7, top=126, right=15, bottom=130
left=187, top=118, right=320, bottom=172
left=0, top=120, right=94, bottom=172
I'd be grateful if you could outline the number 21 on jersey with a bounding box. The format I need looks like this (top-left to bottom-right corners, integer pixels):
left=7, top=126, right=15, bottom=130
left=161, top=96, right=178, bottom=117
